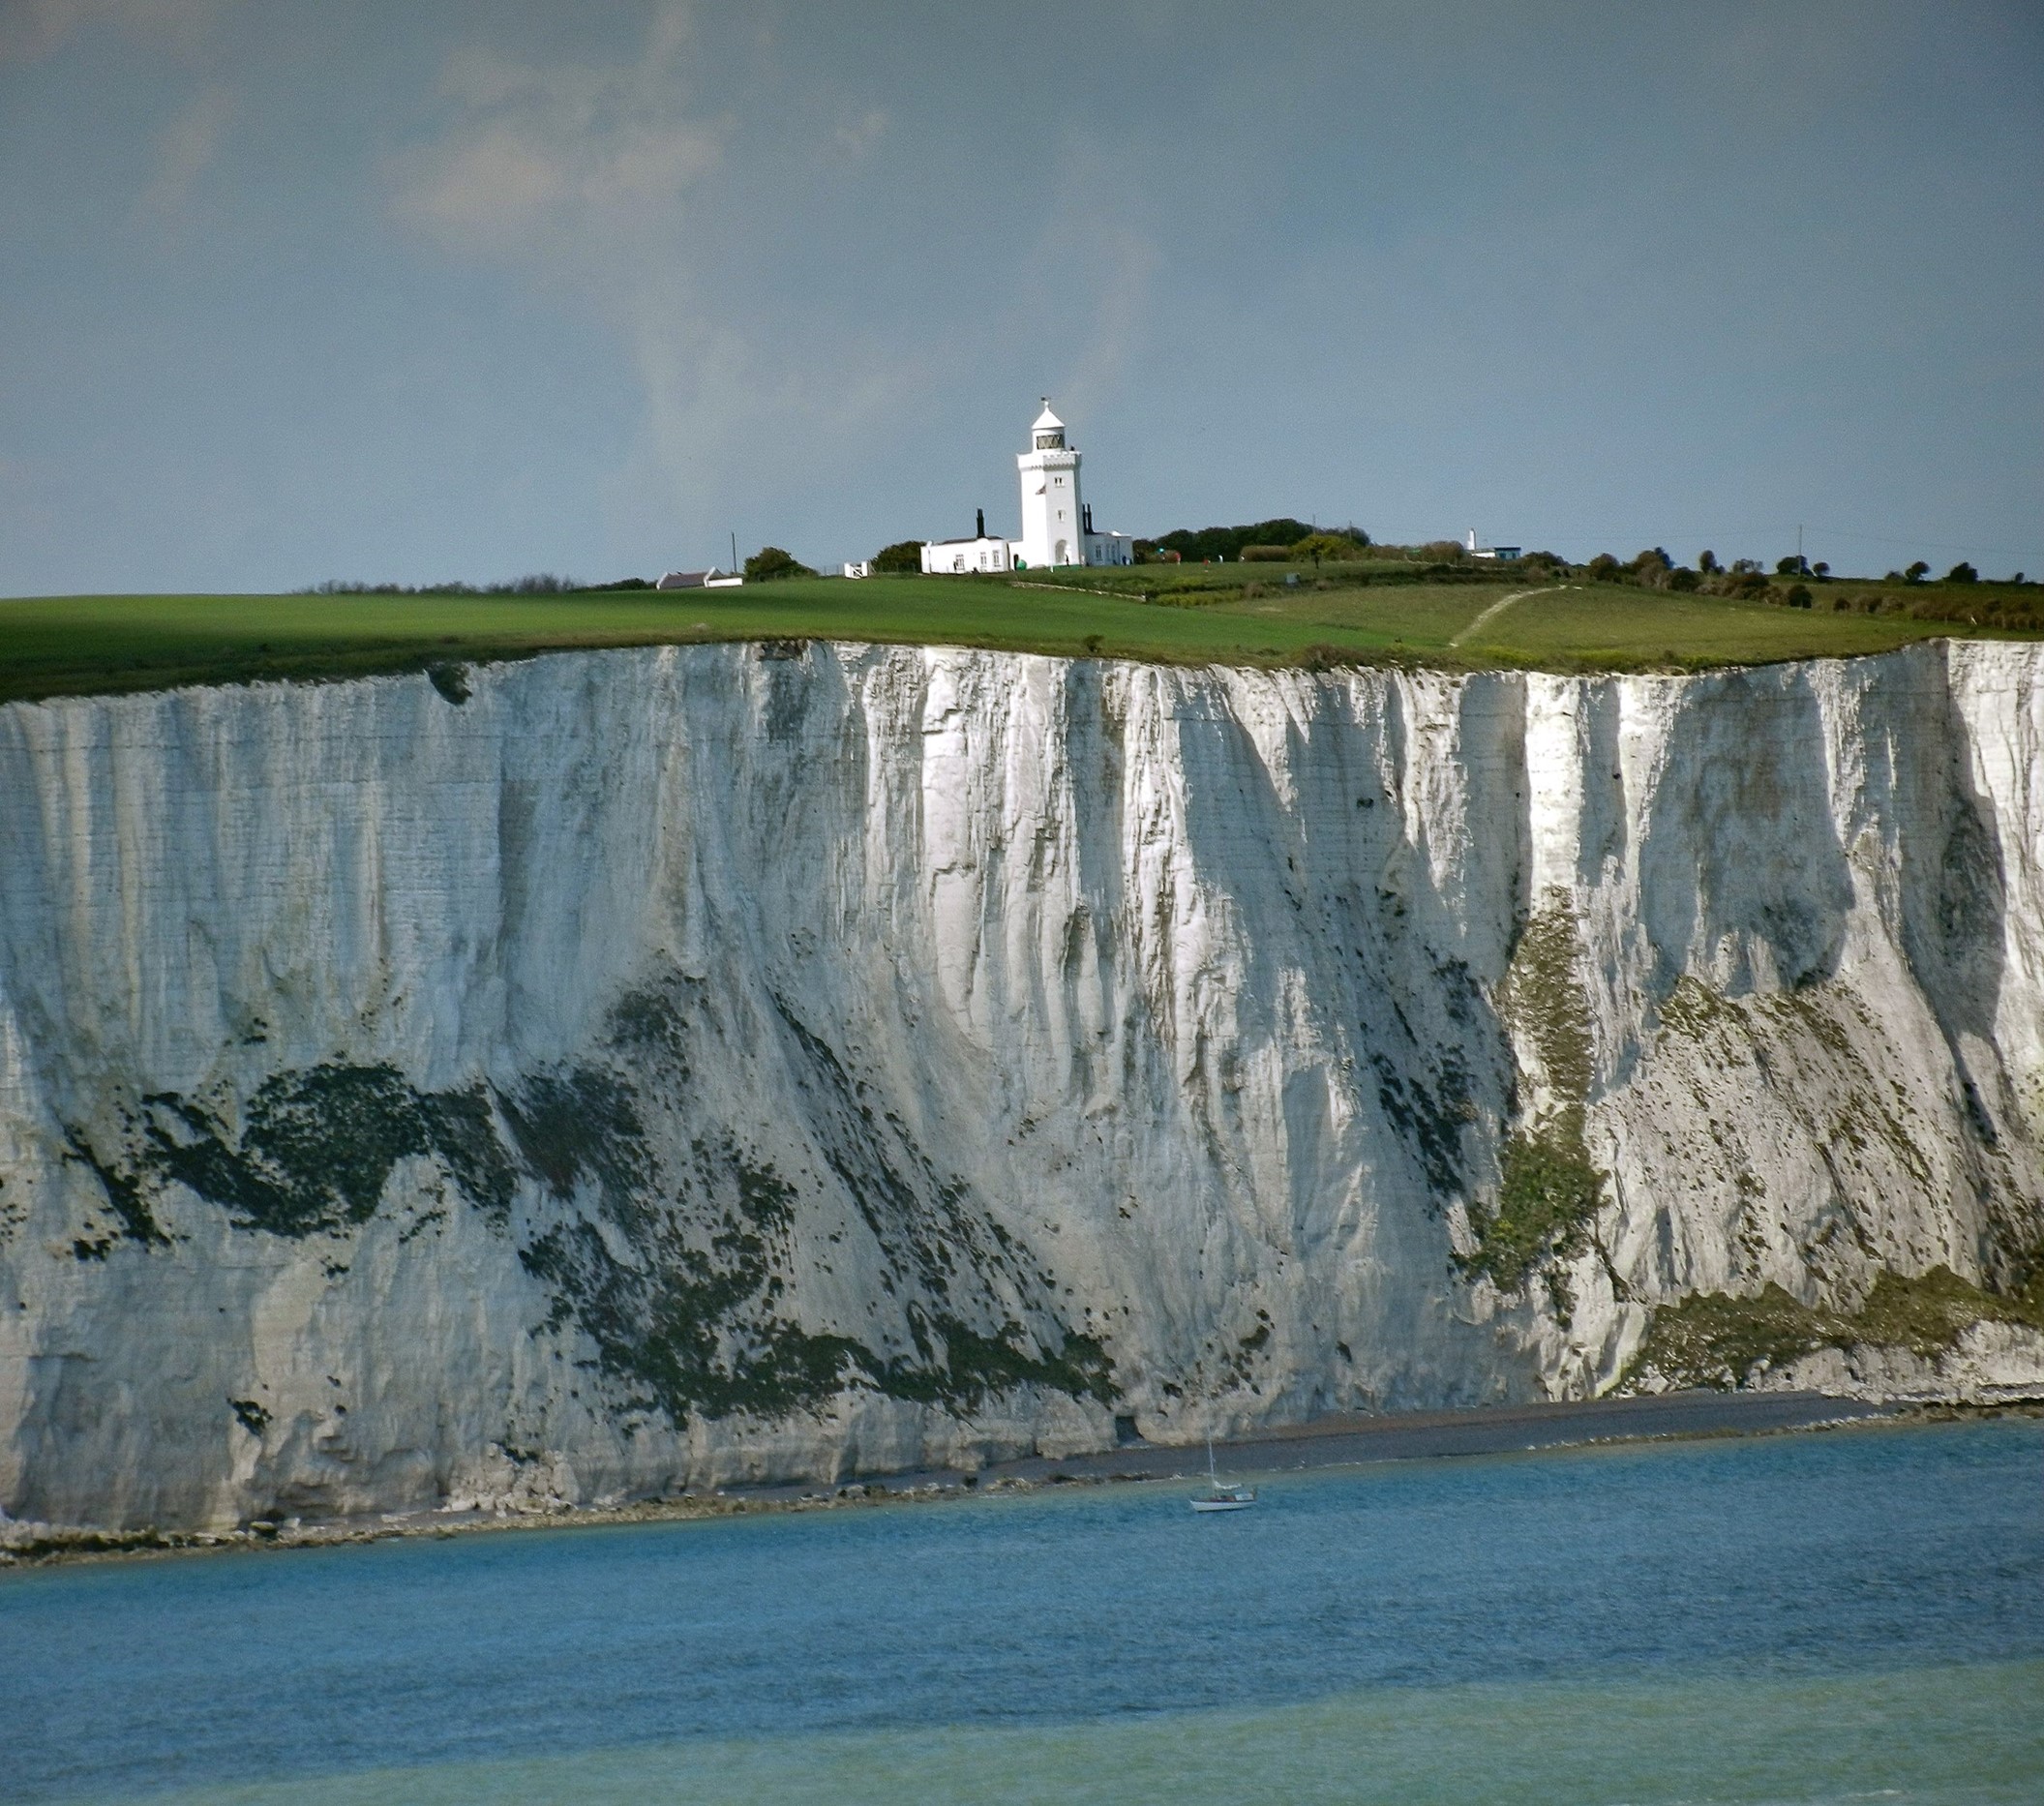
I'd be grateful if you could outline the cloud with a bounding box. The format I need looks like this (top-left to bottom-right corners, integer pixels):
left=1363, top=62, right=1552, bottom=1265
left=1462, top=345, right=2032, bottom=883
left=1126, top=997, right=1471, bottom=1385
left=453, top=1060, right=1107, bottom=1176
left=135, top=81, right=234, bottom=219
left=835, top=106, right=887, bottom=162
left=390, top=8, right=724, bottom=261
left=388, top=2, right=921, bottom=557
left=0, top=0, right=235, bottom=64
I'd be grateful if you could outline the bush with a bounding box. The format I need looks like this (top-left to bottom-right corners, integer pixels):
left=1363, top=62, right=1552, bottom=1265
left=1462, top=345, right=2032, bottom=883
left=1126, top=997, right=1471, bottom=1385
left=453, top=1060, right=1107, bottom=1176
left=1155, top=518, right=1320, bottom=562
left=1785, top=584, right=1813, bottom=609
left=1586, top=553, right=1622, bottom=582
left=1240, top=544, right=1293, bottom=561
left=872, top=540, right=924, bottom=574
left=1290, top=532, right=1364, bottom=564
left=745, top=546, right=816, bottom=582
left=1776, top=556, right=1804, bottom=577
left=1667, top=567, right=1699, bottom=592
left=1946, top=561, right=1978, bottom=584
left=1905, top=560, right=1930, bottom=584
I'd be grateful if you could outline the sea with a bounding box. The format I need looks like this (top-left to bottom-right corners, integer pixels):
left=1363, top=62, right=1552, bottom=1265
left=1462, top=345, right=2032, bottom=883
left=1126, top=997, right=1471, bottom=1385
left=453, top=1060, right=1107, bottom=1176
left=3, top=1416, right=2039, bottom=1804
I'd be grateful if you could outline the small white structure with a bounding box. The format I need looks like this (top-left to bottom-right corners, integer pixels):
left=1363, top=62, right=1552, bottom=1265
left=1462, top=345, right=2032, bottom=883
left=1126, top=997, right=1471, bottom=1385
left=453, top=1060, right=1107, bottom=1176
left=1012, top=402, right=1134, bottom=569
left=843, top=560, right=874, bottom=579
left=657, top=565, right=744, bottom=588
left=704, top=568, right=743, bottom=588
left=1465, top=530, right=1521, bottom=562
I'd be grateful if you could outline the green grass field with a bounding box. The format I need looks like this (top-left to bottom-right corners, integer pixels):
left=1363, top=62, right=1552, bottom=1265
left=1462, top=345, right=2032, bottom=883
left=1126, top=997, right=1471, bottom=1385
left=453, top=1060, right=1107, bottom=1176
left=2, top=571, right=2037, bottom=707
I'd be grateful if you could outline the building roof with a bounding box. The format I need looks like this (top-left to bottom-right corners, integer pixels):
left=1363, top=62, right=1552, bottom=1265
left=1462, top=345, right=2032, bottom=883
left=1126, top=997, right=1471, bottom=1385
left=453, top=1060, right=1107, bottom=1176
left=1032, top=400, right=1064, bottom=432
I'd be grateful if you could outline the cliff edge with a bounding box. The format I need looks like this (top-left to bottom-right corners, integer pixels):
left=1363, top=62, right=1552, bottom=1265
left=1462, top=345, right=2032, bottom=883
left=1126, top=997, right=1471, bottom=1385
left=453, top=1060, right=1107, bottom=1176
left=3, top=641, right=2040, bottom=1531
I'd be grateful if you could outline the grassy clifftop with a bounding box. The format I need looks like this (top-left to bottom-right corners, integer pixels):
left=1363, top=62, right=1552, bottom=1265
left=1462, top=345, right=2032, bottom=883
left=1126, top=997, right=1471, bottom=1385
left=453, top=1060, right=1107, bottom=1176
left=3, top=569, right=2038, bottom=706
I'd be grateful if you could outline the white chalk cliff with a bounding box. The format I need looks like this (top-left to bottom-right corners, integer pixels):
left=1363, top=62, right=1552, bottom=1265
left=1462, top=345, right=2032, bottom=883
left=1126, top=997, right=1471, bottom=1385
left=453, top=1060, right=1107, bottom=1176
left=3, top=641, right=2041, bottom=1532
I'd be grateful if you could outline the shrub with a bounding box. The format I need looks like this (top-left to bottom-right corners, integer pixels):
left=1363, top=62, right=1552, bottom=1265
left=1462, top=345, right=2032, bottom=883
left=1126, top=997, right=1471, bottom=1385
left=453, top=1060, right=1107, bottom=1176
left=1241, top=544, right=1293, bottom=561
left=1905, top=560, right=1930, bottom=584
left=1785, top=584, right=1813, bottom=609
left=1667, top=567, right=1699, bottom=592
left=872, top=540, right=923, bottom=574
left=745, top=546, right=816, bottom=582
left=1946, top=561, right=1978, bottom=584
left=1154, top=519, right=1320, bottom=562
left=1291, top=532, right=1364, bottom=564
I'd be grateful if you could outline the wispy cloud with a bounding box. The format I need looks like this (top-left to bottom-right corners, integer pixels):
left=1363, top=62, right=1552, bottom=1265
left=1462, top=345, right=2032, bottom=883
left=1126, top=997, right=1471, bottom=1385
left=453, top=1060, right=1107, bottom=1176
left=387, top=3, right=919, bottom=557
left=134, top=81, right=233, bottom=219
left=390, top=5, right=724, bottom=261
left=0, top=0, right=235, bottom=64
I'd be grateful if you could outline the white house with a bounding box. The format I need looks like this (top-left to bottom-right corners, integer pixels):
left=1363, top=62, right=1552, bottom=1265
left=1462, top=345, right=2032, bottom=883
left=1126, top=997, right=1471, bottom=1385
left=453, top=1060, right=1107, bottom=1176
left=919, top=402, right=1136, bottom=574
left=1465, top=530, right=1521, bottom=561
left=919, top=508, right=1014, bottom=575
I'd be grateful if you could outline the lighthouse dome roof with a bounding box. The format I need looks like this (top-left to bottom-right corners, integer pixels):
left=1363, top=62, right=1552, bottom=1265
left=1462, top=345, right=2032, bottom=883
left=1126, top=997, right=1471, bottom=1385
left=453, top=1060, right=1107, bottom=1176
left=1031, top=401, right=1064, bottom=432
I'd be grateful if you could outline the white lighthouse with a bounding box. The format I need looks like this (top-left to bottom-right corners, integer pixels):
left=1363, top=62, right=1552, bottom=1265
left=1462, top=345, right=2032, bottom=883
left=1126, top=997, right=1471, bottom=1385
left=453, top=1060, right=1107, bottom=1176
left=1011, top=400, right=1134, bottom=570
left=917, top=399, right=1135, bottom=574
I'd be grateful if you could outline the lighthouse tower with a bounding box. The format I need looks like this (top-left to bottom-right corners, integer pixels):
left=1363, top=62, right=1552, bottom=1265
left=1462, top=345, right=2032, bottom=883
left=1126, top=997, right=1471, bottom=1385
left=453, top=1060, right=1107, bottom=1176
left=1014, top=400, right=1082, bottom=569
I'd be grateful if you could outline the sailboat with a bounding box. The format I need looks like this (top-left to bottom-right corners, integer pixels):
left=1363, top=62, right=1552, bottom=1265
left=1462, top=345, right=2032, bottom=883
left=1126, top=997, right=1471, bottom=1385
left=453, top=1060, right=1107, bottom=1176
left=1188, top=1435, right=1257, bottom=1512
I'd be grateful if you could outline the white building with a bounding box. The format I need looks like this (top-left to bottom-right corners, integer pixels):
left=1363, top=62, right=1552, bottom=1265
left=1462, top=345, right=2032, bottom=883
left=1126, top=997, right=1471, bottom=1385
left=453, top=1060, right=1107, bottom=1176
left=919, top=401, right=1136, bottom=574
left=1465, top=529, right=1521, bottom=561
left=919, top=508, right=1014, bottom=575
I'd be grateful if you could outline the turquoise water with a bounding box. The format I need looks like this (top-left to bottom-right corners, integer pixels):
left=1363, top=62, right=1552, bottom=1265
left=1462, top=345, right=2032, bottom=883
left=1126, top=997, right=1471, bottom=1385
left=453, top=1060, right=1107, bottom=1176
left=5, top=1419, right=2039, bottom=1804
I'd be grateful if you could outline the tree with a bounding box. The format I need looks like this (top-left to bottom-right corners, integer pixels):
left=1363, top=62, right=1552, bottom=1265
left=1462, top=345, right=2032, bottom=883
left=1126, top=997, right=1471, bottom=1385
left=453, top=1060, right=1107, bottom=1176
left=1291, top=532, right=1363, bottom=565
left=744, top=546, right=816, bottom=582
left=1904, top=560, right=1930, bottom=584
left=1155, top=518, right=1323, bottom=562
left=1698, top=550, right=1720, bottom=574
left=1945, top=561, right=1978, bottom=584
left=1776, top=556, right=1804, bottom=577
left=1812, top=561, right=1830, bottom=579
left=872, top=540, right=923, bottom=574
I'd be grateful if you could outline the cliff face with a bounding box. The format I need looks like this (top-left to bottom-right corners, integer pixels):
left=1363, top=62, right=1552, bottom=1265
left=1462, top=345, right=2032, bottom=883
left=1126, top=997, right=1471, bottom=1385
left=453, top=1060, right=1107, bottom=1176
left=3, top=641, right=2041, bottom=1531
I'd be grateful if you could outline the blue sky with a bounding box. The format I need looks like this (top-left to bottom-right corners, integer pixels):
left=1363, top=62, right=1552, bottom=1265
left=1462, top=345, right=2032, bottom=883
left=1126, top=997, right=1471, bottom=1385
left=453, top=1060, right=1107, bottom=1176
left=2, top=1, right=2039, bottom=591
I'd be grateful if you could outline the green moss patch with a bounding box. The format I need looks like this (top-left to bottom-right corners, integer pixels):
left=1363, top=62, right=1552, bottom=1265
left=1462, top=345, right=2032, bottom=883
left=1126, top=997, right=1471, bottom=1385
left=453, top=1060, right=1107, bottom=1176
left=1625, top=1265, right=2044, bottom=1390
left=132, top=1064, right=515, bottom=1236
left=1460, top=895, right=1609, bottom=1321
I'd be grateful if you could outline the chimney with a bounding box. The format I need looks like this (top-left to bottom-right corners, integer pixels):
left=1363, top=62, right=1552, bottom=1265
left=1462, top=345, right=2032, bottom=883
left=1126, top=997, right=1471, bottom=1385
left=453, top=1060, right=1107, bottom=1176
left=977, top=507, right=985, bottom=539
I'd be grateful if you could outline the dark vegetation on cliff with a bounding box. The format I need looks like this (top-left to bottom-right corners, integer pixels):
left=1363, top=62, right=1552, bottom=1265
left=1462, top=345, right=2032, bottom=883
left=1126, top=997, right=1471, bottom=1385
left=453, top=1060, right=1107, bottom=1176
left=1624, top=1267, right=2044, bottom=1391
left=57, top=983, right=1114, bottom=1430
left=4, top=566, right=2041, bottom=707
